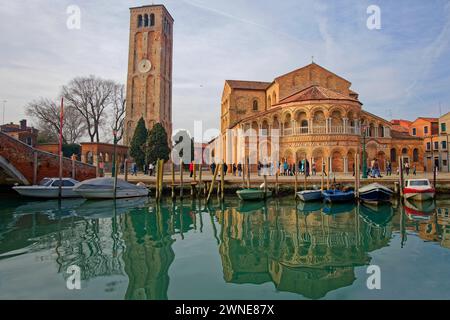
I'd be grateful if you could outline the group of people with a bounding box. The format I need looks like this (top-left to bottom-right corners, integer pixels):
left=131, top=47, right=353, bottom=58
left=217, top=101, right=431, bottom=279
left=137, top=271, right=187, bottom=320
left=206, top=159, right=322, bottom=177
left=351, top=159, right=417, bottom=178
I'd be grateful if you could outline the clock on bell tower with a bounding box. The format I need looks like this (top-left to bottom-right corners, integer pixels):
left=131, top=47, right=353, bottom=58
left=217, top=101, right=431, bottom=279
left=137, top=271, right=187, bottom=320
left=124, top=4, right=173, bottom=146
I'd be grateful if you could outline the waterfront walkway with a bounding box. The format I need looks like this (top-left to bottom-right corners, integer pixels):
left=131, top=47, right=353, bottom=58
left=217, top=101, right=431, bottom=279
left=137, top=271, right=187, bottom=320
left=113, top=171, right=450, bottom=190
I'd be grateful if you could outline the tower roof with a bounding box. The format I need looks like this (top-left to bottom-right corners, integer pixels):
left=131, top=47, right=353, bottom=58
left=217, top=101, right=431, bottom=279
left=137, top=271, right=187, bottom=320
left=129, top=4, right=174, bottom=21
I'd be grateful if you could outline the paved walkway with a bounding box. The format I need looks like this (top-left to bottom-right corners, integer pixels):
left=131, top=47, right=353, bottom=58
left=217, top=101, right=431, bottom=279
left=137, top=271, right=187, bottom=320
left=113, top=171, right=445, bottom=185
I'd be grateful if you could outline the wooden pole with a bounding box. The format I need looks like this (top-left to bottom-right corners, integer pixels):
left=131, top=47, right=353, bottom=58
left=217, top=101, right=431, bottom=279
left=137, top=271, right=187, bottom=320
left=355, top=153, right=360, bottom=198
left=206, top=163, right=220, bottom=203
left=242, top=161, right=246, bottom=187
left=399, top=156, right=404, bottom=197
left=321, top=157, right=324, bottom=191
left=294, top=166, right=298, bottom=196
left=326, top=156, right=330, bottom=190
left=433, top=163, right=437, bottom=189
left=180, top=160, right=184, bottom=200
left=171, top=161, right=175, bottom=200
left=221, top=163, right=225, bottom=201
left=199, top=164, right=203, bottom=197
left=275, top=170, right=279, bottom=196
left=246, top=157, right=251, bottom=189
left=159, top=159, right=164, bottom=200
left=124, top=159, right=128, bottom=182
left=264, top=174, right=268, bottom=199
left=303, top=164, right=307, bottom=190
left=33, top=151, right=38, bottom=185
left=155, top=159, right=161, bottom=200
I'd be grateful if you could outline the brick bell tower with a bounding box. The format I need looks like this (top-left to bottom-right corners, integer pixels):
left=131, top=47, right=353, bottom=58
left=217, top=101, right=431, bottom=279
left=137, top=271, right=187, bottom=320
left=124, top=5, right=173, bottom=146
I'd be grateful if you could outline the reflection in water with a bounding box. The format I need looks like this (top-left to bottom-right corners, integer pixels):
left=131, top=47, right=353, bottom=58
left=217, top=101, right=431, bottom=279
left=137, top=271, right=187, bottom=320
left=0, top=195, right=450, bottom=299
left=218, top=201, right=392, bottom=299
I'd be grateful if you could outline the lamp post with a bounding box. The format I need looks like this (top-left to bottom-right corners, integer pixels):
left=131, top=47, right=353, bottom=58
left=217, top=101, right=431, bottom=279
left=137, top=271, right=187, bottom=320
left=2, top=100, right=6, bottom=128
left=361, top=124, right=368, bottom=179
left=112, top=129, right=117, bottom=177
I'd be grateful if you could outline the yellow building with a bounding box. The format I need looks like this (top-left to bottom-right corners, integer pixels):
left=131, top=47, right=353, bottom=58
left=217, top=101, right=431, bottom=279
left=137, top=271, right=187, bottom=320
left=210, top=63, right=423, bottom=172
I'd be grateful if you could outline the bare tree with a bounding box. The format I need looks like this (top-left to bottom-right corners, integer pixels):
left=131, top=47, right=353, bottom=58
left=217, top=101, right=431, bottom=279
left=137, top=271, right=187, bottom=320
left=111, top=84, right=126, bottom=143
left=62, top=76, right=115, bottom=143
left=25, top=97, right=86, bottom=144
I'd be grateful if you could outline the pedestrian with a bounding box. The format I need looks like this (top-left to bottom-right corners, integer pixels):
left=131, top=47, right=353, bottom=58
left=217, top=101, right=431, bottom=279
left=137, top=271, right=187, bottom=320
left=237, top=162, right=242, bottom=176
left=413, top=165, right=417, bottom=175
left=405, top=162, right=410, bottom=175
left=132, top=162, right=137, bottom=176
left=189, top=161, right=194, bottom=177
left=312, top=162, right=317, bottom=175
left=149, top=162, right=154, bottom=176
left=210, top=161, right=216, bottom=175
left=232, top=163, right=237, bottom=176
left=305, top=159, right=310, bottom=177
left=223, top=162, right=228, bottom=176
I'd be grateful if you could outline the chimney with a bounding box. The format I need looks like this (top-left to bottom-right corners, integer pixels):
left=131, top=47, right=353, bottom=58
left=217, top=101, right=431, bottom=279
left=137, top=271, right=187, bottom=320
left=20, top=119, right=27, bottom=130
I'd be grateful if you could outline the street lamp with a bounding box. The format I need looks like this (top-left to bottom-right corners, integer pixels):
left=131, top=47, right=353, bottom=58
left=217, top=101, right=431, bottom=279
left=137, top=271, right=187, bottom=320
left=361, top=124, right=368, bottom=179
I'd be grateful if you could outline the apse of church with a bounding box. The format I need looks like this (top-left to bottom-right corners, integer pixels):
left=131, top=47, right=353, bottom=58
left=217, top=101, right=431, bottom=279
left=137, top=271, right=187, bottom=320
left=211, top=63, right=423, bottom=172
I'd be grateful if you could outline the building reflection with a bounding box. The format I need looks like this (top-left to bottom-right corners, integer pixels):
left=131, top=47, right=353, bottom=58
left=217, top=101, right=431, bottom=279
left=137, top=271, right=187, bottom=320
left=218, top=201, right=393, bottom=299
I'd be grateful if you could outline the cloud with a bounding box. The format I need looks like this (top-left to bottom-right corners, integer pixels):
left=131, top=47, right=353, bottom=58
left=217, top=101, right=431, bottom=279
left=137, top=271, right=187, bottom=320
left=0, top=0, right=449, bottom=139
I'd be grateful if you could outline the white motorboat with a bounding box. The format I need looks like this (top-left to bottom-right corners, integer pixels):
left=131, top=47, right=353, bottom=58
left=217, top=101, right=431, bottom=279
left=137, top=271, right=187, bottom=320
left=73, top=177, right=149, bottom=199
left=12, top=178, right=80, bottom=198
left=403, top=179, right=435, bottom=201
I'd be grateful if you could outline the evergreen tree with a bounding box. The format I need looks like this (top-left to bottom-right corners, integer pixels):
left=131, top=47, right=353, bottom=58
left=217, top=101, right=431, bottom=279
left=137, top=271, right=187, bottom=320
left=146, top=123, right=170, bottom=164
left=129, top=117, right=147, bottom=168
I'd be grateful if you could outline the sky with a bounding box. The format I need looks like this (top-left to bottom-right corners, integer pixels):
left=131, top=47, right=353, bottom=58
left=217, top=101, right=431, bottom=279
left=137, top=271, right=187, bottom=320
left=1, top=0, right=450, bottom=141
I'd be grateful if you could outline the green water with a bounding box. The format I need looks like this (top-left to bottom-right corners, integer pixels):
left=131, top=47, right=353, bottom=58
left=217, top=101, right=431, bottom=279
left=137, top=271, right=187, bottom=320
left=1, top=194, right=450, bottom=300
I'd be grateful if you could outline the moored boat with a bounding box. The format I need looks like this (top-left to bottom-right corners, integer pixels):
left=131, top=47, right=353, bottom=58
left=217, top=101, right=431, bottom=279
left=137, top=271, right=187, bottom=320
left=403, top=179, right=435, bottom=201
left=236, top=188, right=272, bottom=201
left=12, top=178, right=80, bottom=199
left=73, top=177, right=149, bottom=199
left=322, top=189, right=355, bottom=203
left=358, top=183, right=393, bottom=204
left=296, top=189, right=323, bottom=202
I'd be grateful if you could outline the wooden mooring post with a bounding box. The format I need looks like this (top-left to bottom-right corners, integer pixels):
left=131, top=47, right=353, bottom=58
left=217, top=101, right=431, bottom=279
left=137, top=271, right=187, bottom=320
left=206, top=164, right=220, bottom=203
left=180, top=160, right=184, bottom=200
left=171, top=161, right=176, bottom=200
left=220, top=163, right=225, bottom=202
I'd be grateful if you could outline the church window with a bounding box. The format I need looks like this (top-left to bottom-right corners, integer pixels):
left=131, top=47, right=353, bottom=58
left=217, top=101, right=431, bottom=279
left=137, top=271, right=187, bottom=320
left=144, top=14, right=149, bottom=27
left=390, top=148, right=397, bottom=161
left=137, top=15, right=143, bottom=28
left=253, top=100, right=258, bottom=111
left=150, top=13, right=155, bottom=26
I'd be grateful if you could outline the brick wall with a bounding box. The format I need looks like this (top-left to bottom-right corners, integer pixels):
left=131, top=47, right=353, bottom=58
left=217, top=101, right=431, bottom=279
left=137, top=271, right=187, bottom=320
left=0, top=132, right=96, bottom=185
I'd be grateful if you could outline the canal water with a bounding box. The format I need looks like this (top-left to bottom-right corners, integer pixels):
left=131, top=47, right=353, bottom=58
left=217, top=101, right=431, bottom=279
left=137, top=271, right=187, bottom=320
left=1, top=194, right=450, bottom=300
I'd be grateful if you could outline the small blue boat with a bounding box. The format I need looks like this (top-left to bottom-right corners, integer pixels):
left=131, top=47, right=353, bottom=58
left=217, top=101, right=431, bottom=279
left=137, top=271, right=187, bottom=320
left=296, top=189, right=323, bottom=202
left=358, top=183, right=393, bottom=204
left=322, top=189, right=355, bottom=203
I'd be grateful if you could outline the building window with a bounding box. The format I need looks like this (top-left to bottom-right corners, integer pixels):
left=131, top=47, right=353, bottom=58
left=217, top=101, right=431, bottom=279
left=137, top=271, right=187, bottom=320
left=137, top=15, right=143, bottom=28
left=390, top=148, right=397, bottom=161
left=252, top=100, right=258, bottom=111
left=144, top=14, right=149, bottom=27
left=413, top=148, right=419, bottom=162
left=26, top=137, right=32, bottom=146
left=434, top=141, right=439, bottom=150
left=412, top=128, right=416, bottom=136
left=150, top=13, right=155, bottom=26
left=442, top=141, right=447, bottom=150
left=424, top=126, right=429, bottom=134
left=442, top=123, right=447, bottom=133
left=444, top=159, right=448, bottom=167
left=426, top=142, right=431, bottom=150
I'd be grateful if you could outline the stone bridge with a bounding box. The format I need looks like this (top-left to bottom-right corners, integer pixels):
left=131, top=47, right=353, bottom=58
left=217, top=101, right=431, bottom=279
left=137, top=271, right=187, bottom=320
left=0, top=131, right=96, bottom=186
